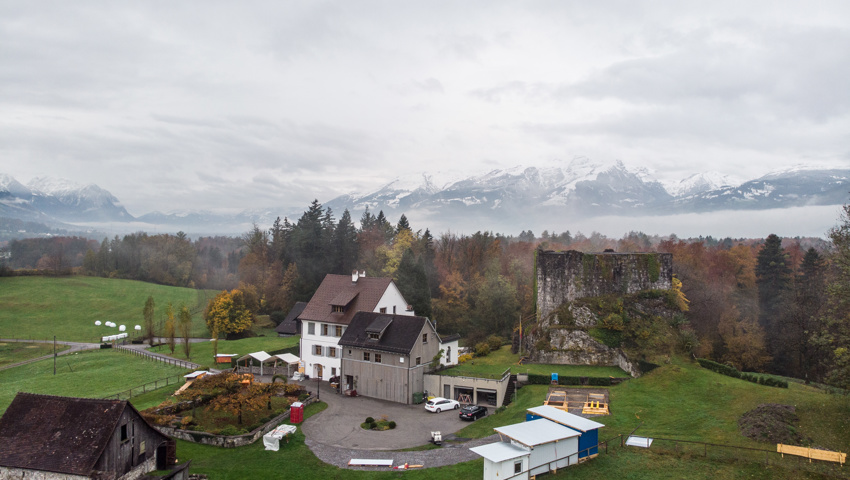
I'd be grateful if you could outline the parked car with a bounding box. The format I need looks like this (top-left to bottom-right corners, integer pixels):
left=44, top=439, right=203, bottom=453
left=424, top=397, right=460, bottom=413
left=458, top=405, right=487, bottom=421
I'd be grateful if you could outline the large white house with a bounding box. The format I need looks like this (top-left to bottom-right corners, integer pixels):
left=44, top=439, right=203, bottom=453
left=299, top=271, right=414, bottom=381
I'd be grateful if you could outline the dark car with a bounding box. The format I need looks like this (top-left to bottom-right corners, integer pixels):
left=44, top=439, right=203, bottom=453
left=458, top=405, right=487, bottom=421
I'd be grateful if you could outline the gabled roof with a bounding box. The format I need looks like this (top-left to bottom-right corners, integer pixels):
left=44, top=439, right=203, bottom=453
left=470, top=441, right=529, bottom=463
left=439, top=333, right=461, bottom=343
left=0, top=393, right=164, bottom=476
left=338, top=312, right=429, bottom=354
left=494, top=418, right=579, bottom=448
left=527, top=405, right=605, bottom=432
left=275, top=301, right=306, bottom=335
left=299, top=274, right=396, bottom=325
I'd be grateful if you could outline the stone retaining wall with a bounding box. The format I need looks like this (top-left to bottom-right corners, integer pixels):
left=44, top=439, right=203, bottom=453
left=154, top=396, right=316, bottom=448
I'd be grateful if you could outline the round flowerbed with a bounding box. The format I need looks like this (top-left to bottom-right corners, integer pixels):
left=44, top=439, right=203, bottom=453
left=360, top=416, right=397, bottom=431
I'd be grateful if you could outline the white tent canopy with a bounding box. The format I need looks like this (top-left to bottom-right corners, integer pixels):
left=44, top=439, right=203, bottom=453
left=236, top=351, right=301, bottom=376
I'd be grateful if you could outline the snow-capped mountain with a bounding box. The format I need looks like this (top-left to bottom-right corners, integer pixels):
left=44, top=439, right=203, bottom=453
left=2, top=160, right=848, bottom=236
left=0, top=175, right=133, bottom=224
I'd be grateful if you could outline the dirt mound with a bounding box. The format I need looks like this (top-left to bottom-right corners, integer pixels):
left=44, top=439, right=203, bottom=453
left=738, top=404, right=810, bottom=445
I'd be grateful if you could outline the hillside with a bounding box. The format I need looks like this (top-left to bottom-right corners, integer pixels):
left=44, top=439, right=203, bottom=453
left=0, top=276, right=217, bottom=342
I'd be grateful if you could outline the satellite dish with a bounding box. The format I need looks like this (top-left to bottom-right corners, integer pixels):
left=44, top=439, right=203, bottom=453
left=95, top=321, right=102, bottom=326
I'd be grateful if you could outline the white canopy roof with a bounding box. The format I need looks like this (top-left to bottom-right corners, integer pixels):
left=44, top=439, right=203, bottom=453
left=470, top=442, right=529, bottom=463
left=237, top=351, right=274, bottom=363
left=495, top=418, right=579, bottom=448
left=275, top=353, right=300, bottom=364
left=527, top=405, right=605, bottom=432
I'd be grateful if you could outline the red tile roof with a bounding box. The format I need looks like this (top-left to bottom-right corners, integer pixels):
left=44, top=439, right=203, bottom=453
left=299, top=274, right=395, bottom=325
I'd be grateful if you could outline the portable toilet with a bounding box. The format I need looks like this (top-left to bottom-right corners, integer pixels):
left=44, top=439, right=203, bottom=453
left=527, top=405, right=604, bottom=459
left=290, top=402, right=304, bottom=424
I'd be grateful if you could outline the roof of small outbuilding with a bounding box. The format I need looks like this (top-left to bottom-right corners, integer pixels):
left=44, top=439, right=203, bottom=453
left=275, top=301, right=307, bottom=335
left=0, top=392, right=164, bottom=476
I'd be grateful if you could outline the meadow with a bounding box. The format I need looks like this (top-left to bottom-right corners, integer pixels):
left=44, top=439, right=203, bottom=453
left=0, top=341, right=69, bottom=367
left=0, top=276, right=217, bottom=342
left=0, top=348, right=190, bottom=415
left=441, top=344, right=628, bottom=378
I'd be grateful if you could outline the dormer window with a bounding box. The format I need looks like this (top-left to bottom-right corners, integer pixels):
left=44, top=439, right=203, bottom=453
left=368, top=332, right=380, bottom=340
left=332, top=305, right=344, bottom=313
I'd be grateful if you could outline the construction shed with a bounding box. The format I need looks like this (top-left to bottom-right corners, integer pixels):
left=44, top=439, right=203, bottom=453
left=469, top=442, right=530, bottom=480
left=526, top=405, right=605, bottom=459
left=493, top=418, right=580, bottom=476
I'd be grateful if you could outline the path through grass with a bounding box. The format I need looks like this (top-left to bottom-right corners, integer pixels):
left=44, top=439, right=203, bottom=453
left=0, top=342, right=70, bottom=367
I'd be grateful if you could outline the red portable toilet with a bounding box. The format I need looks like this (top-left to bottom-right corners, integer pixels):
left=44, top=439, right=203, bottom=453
left=290, top=402, right=304, bottom=424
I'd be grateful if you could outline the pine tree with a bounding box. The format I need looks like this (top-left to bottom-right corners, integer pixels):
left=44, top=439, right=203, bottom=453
left=755, top=233, right=792, bottom=372
left=395, top=248, right=432, bottom=318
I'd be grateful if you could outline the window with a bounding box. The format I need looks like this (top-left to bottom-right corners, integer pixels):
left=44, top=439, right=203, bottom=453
left=314, top=345, right=322, bottom=356
left=379, top=307, right=387, bottom=313
left=446, top=346, right=451, bottom=362
left=393, top=305, right=397, bottom=314
left=332, top=305, right=344, bottom=313
left=368, top=332, right=379, bottom=340
left=328, top=347, right=337, bottom=358
left=120, top=424, right=128, bottom=443
left=374, top=353, right=382, bottom=363
left=308, top=322, right=315, bottom=335
left=331, top=367, right=337, bottom=376
left=514, top=460, right=522, bottom=474
left=415, top=356, right=421, bottom=365
left=422, top=333, right=428, bottom=344
left=363, top=352, right=370, bottom=361
left=335, top=325, right=343, bottom=336
left=139, top=440, right=146, bottom=454
left=322, top=324, right=329, bottom=336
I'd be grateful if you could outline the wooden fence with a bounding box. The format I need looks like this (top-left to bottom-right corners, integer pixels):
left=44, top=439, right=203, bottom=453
left=102, top=374, right=185, bottom=401
left=114, top=345, right=200, bottom=370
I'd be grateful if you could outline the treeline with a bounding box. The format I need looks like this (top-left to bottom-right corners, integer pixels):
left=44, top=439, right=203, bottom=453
left=4, top=200, right=850, bottom=389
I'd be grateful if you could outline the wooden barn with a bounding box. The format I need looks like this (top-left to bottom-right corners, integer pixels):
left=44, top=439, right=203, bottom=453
left=0, top=392, right=174, bottom=480
left=526, top=405, right=605, bottom=459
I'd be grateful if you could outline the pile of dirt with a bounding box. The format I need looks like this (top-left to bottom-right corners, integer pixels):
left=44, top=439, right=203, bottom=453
left=738, top=403, right=810, bottom=445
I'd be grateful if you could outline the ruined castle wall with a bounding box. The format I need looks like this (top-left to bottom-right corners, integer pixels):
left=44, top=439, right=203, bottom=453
left=537, top=250, right=673, bottom=322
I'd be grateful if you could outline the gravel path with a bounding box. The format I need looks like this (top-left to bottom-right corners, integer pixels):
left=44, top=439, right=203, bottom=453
left=305, top=433, right=499, bottom=470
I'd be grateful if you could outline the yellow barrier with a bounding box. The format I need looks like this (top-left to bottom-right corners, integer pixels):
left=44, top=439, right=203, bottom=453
left=777, top=444, right=846, bottom=465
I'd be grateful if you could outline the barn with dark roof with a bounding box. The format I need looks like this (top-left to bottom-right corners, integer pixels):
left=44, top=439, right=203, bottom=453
left=0, top=392, right=172, bottom=480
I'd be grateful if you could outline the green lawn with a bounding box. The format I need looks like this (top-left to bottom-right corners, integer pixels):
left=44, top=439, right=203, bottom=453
left=442, top=345, right=628, bottom=378
left=0, top=349, right=190, bottom=415
left=0, top=276, right=218, bottom=343
left=0, top=341, right=70, bottom=367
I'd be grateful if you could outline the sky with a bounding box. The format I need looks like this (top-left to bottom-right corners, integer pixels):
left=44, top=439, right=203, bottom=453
left=2, top=1, right=849, bottom=225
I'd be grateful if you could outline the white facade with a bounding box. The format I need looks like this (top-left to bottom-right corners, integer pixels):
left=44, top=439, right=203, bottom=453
left=439, top=338, right=460, bottom=367
left=300, top=280, right=413, bottom=381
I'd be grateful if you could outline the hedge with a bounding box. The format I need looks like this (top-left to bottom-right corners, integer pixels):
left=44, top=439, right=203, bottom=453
left=527, top=374, right=613, bottom=386
left=697, top=358, right=788, bottom=388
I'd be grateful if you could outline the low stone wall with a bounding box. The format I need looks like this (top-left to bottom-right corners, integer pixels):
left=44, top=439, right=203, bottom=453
left=531, top=330, right=640, bottom=377
left=155, top=396, right=316, bottom=448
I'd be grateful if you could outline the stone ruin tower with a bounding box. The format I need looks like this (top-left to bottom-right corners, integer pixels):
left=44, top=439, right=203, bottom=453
left=536, top=250, right=673, bottom=323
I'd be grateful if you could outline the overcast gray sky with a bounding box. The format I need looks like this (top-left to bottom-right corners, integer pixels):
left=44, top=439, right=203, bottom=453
left=2, top=1, right=849, bottom=217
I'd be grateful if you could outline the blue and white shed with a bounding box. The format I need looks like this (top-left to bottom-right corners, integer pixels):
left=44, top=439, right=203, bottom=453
left=493, top=419, right=580, bottom=476
left=526, top=405, right=605, bottom=459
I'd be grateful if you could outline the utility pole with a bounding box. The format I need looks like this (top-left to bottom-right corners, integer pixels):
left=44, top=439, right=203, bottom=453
left=53, top=336, right=56, bottom=375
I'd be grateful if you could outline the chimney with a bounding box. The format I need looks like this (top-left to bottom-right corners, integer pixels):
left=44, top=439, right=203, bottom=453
left=351, top=270, right=359, bottom=283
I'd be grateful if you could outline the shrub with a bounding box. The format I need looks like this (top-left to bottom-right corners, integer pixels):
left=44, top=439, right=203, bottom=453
left=218, top=425, right=244, bottom=436
left=365, top=416, right=375, bottom=424
left=587, top=377, right=613, bottom=386
left=368, top=421, right=377, bottom=430
left=486, top=335, right=504, bottom=350
left=527, top=374, right=549, bottom=385
left=388, top=421, right=396, bottom=429
left=298, top=393, right=309, bottom=402
left=558, top=376, right=582, bottom=385
left=458, top=353, right=473, bottom=364
left=697, top=358, right=787, bottom=388
left=495, top=406, right=506, bottom=415
left=475, top=342, right=491, bottom=357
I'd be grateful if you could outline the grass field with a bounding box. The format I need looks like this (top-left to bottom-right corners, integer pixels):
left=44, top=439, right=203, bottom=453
left=442, top=345, right=628, bottom=378
left=0, top=341, right=70, bottom=367
left=0, top=276, right=217, bottom=342
left=0, top=348, right=191, bottom=415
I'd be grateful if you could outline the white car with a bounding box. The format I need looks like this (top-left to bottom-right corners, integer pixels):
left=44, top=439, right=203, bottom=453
left=424, top=397, right=460, bottom=413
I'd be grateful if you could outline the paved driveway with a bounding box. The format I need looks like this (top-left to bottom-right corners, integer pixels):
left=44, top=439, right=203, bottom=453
left=294, top=378, right=483, bottom=450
